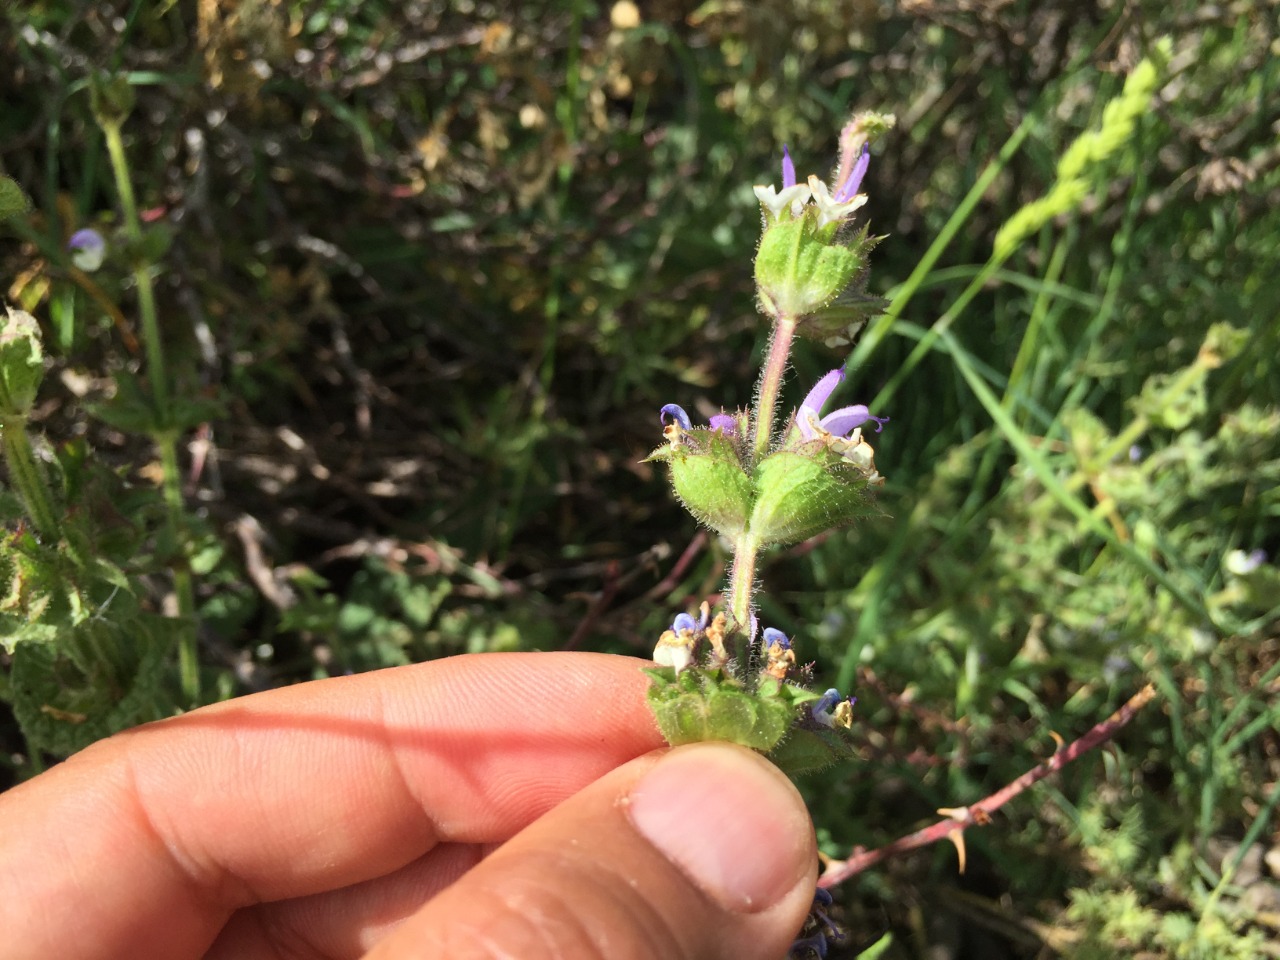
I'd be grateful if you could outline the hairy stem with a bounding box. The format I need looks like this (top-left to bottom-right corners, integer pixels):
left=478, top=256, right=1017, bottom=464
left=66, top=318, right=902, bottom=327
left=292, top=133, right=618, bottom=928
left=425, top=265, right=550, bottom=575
left=751, top=315, right=797, bottom=462
left=728, top=316, right=798, bottom=649
left=1, top=418, right=59, bottom=540
left=728, top=532, right=759, bottom=634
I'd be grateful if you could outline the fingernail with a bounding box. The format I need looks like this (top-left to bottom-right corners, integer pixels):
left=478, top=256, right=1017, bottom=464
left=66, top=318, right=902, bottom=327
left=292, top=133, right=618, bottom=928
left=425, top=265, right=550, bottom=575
left=626, top=743, right=814, bottom=913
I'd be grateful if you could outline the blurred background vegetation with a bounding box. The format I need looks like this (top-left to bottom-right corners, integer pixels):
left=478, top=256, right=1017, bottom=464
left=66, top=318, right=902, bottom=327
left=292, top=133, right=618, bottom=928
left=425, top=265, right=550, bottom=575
left=1, top=1, right=1278, bottom=957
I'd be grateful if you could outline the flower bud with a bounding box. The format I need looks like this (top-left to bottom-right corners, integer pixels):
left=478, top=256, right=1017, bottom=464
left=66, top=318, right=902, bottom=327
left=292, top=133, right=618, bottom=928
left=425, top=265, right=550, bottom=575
left=649, top=415, right=754, bottom=538
left=89, top=73, right=136, bottom=127
left=754, top=217, right=864, bottom=321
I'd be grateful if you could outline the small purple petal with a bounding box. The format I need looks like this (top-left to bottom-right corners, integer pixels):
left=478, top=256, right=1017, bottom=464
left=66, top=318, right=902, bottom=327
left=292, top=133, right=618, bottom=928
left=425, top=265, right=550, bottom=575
left=68, top=228, right=104, bottom=251
left=708, top=413, right=737, bottom=435
left=781, top=146, right=796, bottom=189
left=672, top=612, right=700, bottom=634
left=800, top=369, right=845, bottom=417
left=762, top=627, right=790, bottom=650
left=834, top=143, right=870, bottom=203
left=1241, top=549, right=1267, bottom=573
left=812, top=688, right=843, bottom=727
left=820, top=404, right=888, bottom=436
left=659, top=404, right=691, bottom=430
left=67, top=228, right=106, bottom=271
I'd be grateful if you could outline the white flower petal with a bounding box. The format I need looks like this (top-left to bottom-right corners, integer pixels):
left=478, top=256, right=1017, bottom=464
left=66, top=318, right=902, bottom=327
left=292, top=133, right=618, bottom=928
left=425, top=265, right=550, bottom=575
left=754, top=182, right=812, bottom=220
left=807, top=175, right=868, bottom=228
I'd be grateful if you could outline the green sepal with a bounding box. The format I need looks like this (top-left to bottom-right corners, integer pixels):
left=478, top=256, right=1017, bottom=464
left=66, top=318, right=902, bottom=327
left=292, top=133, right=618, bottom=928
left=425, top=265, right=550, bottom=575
left=648, top=429, right=754, bottom=538
left=755, top=215, right=862, bottom=321
left=643, top=667, right=817, bottom=753
left=0, top=307, right=45, bottom=418
left=768, top=726, right=858, bottom=777
left=749, top=445, right=878, bottom=546
left=792, top=226, right=885, bottom=343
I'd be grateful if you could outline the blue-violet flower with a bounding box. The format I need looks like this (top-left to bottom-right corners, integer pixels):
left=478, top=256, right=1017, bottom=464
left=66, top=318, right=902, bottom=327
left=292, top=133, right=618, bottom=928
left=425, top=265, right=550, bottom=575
left=68, top=228, right=106, bottom=272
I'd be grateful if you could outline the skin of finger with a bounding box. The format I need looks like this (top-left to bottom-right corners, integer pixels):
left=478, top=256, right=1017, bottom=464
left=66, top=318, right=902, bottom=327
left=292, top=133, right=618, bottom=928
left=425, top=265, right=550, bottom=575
left=205, top=842, right=491, bottom=960
left=0, top=652, right=665, bottom=960
left=364, top=745, right=819, bottom=960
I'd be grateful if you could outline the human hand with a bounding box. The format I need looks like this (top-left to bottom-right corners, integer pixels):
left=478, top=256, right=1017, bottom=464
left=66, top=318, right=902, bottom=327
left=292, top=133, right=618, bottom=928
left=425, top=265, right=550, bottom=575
left=0, top=652, right=818, bottom=959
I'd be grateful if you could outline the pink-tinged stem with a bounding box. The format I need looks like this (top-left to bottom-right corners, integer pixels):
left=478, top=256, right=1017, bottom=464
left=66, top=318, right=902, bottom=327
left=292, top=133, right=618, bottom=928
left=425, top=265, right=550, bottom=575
left=819, top=684, right=1158, bottom=887
left=751, top=315, right=797, bottom=462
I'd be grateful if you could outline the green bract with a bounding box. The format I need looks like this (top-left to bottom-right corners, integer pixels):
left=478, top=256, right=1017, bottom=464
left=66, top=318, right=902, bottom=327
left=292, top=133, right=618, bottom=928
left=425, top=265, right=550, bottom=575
left=650, top=433, right=882, bottom=547
left=755, top=215, right=863, bottom=321
left=644, top=666, right=818, bottom=752
left=749, top=445, right=880, bottom=546
left=0, top=307, right=45, bottom=419
left=647, top=429, right=754, bottom=537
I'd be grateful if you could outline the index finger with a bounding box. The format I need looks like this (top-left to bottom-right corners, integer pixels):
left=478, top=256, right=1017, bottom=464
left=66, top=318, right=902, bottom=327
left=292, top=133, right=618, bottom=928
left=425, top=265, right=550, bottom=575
left=0, top=652, right=665, bottom=960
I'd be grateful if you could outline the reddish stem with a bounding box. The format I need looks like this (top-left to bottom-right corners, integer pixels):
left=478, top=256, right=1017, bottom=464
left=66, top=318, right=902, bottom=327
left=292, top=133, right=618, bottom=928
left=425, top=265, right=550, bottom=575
left=819, top=684, right=1157, bottom=887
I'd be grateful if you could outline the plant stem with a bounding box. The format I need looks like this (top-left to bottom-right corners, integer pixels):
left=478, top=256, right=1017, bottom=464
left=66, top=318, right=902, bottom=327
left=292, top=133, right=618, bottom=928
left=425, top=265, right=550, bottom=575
left=1, top=419, right=59, bottom=539
left=102, top=118, right=200, bottom=702
left=819, top=684, right=1157, bottom=887
left=728, top=532, right=758, bottom=632
left=159, top=436, right=199, bottom=697
left=103, top=120, right=170, bottom=414
left=728, top=316, right=798, bottom=645
left=751, top=315, right=796, bottom=462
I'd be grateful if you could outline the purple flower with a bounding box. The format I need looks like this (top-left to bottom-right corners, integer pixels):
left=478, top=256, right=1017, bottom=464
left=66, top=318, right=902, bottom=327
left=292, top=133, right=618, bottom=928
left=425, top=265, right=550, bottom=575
left=670, top=606, right=710, bottom=636
left=660, top=404, right=692, bottom=431
left=796, top=369, right=887, bottom=440
left=1226, top=548, right=1267, bottom=575
left=660, top=404, right=738, bottom=438
left=811, top=688, right=855, bottom=729
left=653, top=603, right=712, bottom=673
left=754, top=148, right=813, bottom=222
left=67, top=228, right=106, bottom=272
left=762, top=627, right=791, bottom=650
left=761, top=626, right=796, bottom=680
left=834, top=143, right=871, bottom=204
left=781, top=145, right=797, bottom=189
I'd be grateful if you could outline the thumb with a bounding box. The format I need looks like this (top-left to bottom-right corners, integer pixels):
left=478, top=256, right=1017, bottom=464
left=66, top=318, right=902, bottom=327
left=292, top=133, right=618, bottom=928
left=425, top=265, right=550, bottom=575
left=365, top=742, right=818, bottom=960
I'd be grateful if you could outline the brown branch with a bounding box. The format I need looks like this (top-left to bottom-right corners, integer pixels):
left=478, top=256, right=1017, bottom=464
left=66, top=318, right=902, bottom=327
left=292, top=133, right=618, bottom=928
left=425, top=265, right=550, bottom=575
left=643, top=531, right=709, bottom=601
left=819, top=684, right=1157, bottom=888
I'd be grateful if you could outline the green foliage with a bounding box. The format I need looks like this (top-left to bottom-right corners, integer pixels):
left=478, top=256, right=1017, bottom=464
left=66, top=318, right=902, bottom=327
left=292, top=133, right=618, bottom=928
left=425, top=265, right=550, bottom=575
left=0, top=307, right=44, bottom=417
left=9, top=614, right=167, bottom=755
left=993, top=40, right=1169, bottom=259
left=0, top=177, right=31, bottom=222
